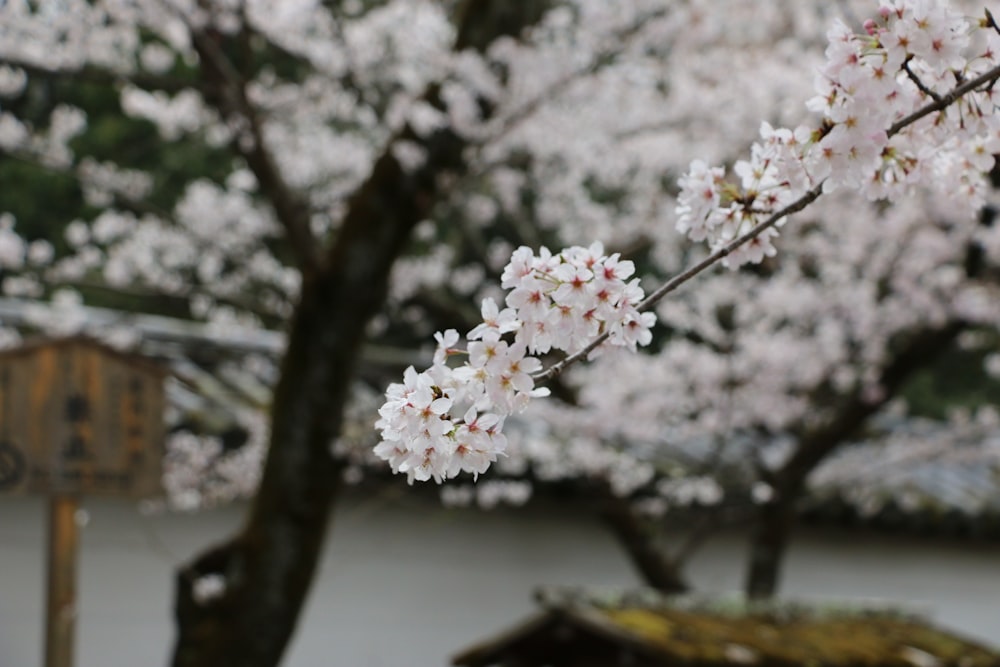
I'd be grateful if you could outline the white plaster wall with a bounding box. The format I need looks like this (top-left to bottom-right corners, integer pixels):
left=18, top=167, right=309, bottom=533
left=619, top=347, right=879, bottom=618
left=1, top=493, right=998, bottom=667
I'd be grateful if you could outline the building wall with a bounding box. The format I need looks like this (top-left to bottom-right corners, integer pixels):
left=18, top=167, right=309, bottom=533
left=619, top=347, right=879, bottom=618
left=1, top=493, right=998, bottom=667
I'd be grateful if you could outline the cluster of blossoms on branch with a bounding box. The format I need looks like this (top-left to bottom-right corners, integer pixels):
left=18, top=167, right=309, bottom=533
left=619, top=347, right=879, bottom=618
left=677, top=1, right=1000, bottom=267
left=376, top=0, right=1000, bottom=485
left=374, top=242, right=656, bottom=482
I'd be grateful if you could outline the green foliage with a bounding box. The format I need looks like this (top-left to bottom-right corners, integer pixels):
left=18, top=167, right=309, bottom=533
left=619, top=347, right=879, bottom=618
left=903, top=332, right=1000, bottom=418
left=0, top=158, right=80, bottom=243
left=2, top=76, right=230, bottom=234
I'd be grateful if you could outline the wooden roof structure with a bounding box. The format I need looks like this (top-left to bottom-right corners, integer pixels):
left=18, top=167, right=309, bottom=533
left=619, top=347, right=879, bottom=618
left=452, top=589, right=1000, bottom=667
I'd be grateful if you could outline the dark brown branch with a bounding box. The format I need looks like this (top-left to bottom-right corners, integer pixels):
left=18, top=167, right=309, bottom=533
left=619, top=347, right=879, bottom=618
left=189, top=29, right=323, bottom=275
left=986, top=9, right=999, bottom=36
left=902, top=55, right=943, bottom=103
left=887, top=62, right=1000, bottom=136
left=173, top=539, right=247, bottom=660
left=785, top=322, right=966, bottom=494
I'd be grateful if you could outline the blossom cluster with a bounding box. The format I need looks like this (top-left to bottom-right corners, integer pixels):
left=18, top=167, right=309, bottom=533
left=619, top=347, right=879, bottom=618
left=374, top=242, right=656, bottom=483
left=677, top=0, right=1000, bottom=267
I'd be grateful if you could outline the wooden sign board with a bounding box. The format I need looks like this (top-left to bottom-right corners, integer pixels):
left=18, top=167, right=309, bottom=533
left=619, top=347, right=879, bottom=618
left=0, top=337, right=166, bottom=498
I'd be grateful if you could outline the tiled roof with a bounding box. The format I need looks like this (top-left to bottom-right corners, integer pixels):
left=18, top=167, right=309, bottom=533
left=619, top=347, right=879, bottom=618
left=805, top=418, right=1000, bottom=533
left=452, top=587, right=1000, bottom=667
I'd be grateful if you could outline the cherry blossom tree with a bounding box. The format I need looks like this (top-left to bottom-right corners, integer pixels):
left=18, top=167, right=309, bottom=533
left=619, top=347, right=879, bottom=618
left=0, top=1, right=998, bottom=665
left=0, top=1, right=555, bottom=665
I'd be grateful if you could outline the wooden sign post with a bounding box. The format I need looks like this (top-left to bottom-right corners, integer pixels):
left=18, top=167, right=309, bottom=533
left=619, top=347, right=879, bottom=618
left=0, top=337, right=166, bottom=667
left=46, top=495, right=79, bottom=667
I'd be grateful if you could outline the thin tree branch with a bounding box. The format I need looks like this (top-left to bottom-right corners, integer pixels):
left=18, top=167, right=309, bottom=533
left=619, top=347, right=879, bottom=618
left=484, top=8, right=670, bottom=147
left=983, top=9, right=998, bottom=36
left=534, top=61, right=1000, bottom=384
left=188, top=28, right=323, bottom=275
left=458, top=8, right=672, bottom=187
left=534, top=183, right=824, bottom=383
left=888, top=61, right=1000, bottom=135
left=902, top=56, right=943, bottom=103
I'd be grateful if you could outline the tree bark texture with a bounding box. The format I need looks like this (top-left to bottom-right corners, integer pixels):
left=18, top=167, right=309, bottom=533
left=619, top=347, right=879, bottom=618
left=171, top=121, right=464, bottom=667
left=744, top=321, right=967, bottom=599
left=171, top=4, right=550, bottom=666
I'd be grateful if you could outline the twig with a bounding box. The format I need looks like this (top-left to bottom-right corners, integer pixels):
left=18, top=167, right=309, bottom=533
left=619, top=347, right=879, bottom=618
left=985, top=9, right=999, bottom=36
left=460, top=7, right=672, bottom=186
left=188, top=28, right=323, bottom=275
left=534, top=184, right=822, bottom=382
left=887, top=61, right=1000, bottom=136
left=534, top=61, right=1000, bottom=384
left=902, top=56, right=943, bottom=103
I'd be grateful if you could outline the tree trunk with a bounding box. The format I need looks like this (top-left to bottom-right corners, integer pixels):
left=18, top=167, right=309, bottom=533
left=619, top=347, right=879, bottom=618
left=600, top=494, right=689, bottom=594
left=170, top=4, right=550, bottom=666
left=171, top=142, right=460, bottom=667
left=744, top=495, right=797, bottom=599
left=743, top=321, right=967, bottom=599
